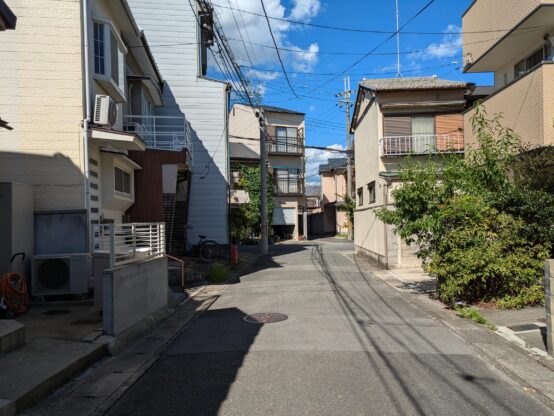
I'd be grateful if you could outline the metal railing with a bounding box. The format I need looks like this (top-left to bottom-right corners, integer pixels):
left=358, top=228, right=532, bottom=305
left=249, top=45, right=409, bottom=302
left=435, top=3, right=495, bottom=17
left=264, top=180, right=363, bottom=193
left=266, top=129, right=304, bottom=154
left=92, top=222, right=166, bottom=268
left=273, top=177, right=304, bottom=195
left=124, top=115, right=193, bottom=166
left=380, top=134, right=464, bottom=157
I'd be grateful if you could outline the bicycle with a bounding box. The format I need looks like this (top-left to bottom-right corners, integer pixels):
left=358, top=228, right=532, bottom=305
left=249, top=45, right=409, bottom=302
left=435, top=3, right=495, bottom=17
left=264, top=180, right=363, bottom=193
left=181, top=225, right=221, bottom=263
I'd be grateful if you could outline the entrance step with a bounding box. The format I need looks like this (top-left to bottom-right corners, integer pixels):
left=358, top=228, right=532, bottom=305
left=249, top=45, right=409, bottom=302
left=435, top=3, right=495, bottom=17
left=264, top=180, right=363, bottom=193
left=0, top=320, right=25, bottom=356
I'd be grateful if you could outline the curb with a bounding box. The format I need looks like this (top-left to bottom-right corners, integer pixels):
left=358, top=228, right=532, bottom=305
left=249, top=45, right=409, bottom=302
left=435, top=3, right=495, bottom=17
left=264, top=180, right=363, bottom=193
left=363, top=260, right=554, bottom=411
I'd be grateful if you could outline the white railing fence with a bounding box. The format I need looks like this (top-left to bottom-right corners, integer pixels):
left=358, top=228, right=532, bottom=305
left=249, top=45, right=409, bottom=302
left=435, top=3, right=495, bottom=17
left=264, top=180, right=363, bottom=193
left=380, top=134, right=464, bottom=157
left=92, top=223, right=166, bottom=268
left=124, top=115, right=193, bottom=165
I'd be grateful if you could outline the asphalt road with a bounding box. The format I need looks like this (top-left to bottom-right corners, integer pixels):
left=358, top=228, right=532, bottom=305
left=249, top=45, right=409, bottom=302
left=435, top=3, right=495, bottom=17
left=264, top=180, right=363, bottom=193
left=106, top=240, right=553, bottom=415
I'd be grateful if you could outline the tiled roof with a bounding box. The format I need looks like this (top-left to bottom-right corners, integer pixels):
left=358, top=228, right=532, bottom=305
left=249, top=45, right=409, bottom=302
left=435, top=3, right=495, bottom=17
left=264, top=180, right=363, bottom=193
left=261, top=105, right=305, bottom=115
left=361, top=77, right=468, bottom=92
left=319, top=158, right=347, bottom=173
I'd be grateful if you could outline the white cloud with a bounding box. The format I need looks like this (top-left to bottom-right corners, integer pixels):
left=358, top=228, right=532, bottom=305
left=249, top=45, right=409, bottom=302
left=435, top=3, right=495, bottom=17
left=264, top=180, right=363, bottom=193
left=212, top=0, right=321, bottom=94
left=288, top=0, right=321, bottom=21
left=305, top=144, right=345, bottom=184
left=412, top=24, right=462, bottom=61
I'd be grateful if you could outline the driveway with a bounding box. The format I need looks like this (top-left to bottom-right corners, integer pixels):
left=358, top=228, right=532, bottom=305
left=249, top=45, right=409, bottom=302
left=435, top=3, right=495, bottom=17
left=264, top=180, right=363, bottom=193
left=106, top=240, right=552, bottom=415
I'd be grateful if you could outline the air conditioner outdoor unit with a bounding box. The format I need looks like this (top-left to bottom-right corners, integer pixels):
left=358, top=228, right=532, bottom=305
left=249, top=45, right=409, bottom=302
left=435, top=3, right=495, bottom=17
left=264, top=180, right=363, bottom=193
left=93, top=94, right=118, bottom=127
left=31, top=254, right=90, bottom=297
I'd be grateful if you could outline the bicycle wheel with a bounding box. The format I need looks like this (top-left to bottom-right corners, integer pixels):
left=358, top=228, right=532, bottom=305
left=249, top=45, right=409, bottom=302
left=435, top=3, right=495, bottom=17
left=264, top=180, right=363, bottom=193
left=198, top=240, right=220, bottom=263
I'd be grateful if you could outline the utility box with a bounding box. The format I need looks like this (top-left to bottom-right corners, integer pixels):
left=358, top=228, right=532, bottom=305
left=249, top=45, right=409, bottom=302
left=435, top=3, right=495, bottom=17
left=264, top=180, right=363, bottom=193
left=0, top=183, right=34, bottom=278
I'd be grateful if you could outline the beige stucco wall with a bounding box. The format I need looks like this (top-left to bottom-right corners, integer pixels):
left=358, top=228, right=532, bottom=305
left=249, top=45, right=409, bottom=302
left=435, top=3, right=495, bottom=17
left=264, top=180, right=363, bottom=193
left=463, top=0, right=547, bottom=64
left=0, top=0, right=85, bottom=211
left=321, top=171, right=347, bottom=205
left=464, top=63, right=553, bottom=149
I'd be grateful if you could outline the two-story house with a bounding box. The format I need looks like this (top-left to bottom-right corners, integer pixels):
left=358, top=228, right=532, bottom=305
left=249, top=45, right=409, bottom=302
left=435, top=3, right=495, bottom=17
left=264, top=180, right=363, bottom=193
left=463, top=0, right=554, bottom=149
left=127, top=0, right=231, bottom=245
left=350, top=77, right=469, bottom=268
left=318, top=158, right=351, bottom=235
left=229, top=104, right=306, bottom=241
left=0, top=0, right=192, bottom=294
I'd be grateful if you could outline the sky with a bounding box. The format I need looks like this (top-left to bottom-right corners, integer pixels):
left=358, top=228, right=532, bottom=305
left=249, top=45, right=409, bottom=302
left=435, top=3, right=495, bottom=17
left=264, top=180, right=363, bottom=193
left=209, top=0, right=494, bottom=184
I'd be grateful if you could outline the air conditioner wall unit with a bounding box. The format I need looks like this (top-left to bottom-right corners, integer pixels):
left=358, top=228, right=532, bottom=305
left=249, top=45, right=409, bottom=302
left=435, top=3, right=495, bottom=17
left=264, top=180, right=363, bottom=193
left=31, top=254, right=90, bottom=296
left=93, top=94, right=118, bottom=127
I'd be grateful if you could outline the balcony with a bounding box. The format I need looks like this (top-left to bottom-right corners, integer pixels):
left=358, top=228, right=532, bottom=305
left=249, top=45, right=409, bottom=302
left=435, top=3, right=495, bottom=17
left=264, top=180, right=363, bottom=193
left=266, top=129, right=304, bottom=155
left=124, top=115, right=193, bottom=165
left=273, top=177, right=304, bottom=196
left=464, top=62, right=554, bottom=149
left=463, top=1, right=554, bottom=72
left=379, top=134, right=464, bottom=157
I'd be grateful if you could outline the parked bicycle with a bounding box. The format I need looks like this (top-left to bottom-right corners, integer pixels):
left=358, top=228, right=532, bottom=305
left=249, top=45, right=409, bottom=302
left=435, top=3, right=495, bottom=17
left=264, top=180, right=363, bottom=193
left=180, top=225, right=220, bottom=263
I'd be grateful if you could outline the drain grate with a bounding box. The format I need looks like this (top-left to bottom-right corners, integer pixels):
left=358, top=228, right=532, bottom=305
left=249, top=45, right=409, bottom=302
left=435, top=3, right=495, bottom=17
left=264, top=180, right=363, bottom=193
left=243, top=313, right=288, bottom=324
left=508, top=324, right=539, bottom=332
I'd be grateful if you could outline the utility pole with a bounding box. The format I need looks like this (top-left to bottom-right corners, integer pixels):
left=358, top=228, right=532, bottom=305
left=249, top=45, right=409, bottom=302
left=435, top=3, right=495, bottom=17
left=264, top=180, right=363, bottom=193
left=337, top=76, right=354, bottom=239
left=258, top=108, right=269, bottom=255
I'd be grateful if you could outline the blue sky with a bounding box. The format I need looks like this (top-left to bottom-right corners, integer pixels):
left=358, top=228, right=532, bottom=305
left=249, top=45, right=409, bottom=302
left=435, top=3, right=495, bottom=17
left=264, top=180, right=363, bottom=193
left=211, top=0, right=493, bottom=182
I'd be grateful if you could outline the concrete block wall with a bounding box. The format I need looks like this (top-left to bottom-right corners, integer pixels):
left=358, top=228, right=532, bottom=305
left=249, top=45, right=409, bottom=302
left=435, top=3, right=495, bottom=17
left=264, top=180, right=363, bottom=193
left=546, top=260, right=553, bottom=355
left=103, top=256, right=168, bottom=336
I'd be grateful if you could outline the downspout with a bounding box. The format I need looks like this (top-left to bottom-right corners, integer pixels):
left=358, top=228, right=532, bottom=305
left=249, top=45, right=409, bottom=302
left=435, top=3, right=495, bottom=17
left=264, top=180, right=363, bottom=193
left=382, top=177, right=392, bottom=269
left=82, top=0, right=91, bottom=250
left=225, top=84, right=232, bottom=246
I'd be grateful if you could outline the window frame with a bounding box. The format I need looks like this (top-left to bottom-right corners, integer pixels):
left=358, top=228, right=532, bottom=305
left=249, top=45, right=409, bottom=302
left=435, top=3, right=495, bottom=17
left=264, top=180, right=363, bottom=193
left=92, top=17, right=127, bottom=102
left=514, top=44, right=550, bottom=79
left=357, top=187, right=363, bottom=206
left=114, top=164, right=133, bottom=197
left=367, top=181, right=376, bottom=204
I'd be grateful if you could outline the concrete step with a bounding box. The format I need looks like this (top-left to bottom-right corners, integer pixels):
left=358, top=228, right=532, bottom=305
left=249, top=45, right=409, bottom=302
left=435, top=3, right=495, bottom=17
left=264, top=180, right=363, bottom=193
left=0, top=320, right=25, bottom=356
left=0, top=337, right=106, bottom=415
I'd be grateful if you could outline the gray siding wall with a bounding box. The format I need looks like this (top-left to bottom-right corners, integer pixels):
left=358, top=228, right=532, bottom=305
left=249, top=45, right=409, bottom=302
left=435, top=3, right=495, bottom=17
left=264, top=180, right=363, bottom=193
left=128, top=0, right=229, bottom=244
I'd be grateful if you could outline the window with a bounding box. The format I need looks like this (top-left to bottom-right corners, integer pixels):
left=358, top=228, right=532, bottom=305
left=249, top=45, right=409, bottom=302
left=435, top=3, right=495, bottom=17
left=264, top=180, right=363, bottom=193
left=93, top=22, right=105, bottom=75
left=412, top=116, right=435, bottom=153
left=274, top=126, right=299, bottom=153
left=93, top=20, right=126, bottom=99
left=514, top=45, right=549, bottom=79
left=357, top=187, right=363, bottom=206
left=114, top=167, right=131, bottom=195
left=367, top=181, right=376, bottom=204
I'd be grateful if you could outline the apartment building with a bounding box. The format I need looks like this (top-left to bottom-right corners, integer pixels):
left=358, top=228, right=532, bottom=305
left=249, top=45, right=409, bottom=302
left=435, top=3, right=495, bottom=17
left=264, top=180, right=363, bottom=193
left=0, top=1, right=193, bottom=285
left=127, top=0, right=231, bottom=245
left=229, top=104, right=306, bottom=240
left=318, top=158, right=351, bottom=235
left=463, top=0, right=554, bottom=148
left=350, top=77, right=469, bottom=268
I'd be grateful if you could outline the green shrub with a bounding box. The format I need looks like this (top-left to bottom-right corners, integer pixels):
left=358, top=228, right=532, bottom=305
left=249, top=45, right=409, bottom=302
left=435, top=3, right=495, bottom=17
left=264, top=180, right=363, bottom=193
left=206, top=262, right=231, bottom=283
left=430, top=196, right=549, bottom=304
left=496, top=285, right=546, bottom=309
left=454, top=306, right=497, bottom=330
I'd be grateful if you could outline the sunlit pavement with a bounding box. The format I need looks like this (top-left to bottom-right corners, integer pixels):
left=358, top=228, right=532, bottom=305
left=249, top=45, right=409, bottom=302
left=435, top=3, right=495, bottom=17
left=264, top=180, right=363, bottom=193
left=106, top=241, right=552, bottom=416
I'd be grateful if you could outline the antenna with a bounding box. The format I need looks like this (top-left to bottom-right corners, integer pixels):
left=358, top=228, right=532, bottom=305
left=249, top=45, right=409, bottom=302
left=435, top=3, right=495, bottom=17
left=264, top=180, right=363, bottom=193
left=396, top=0, right=402, bottom=78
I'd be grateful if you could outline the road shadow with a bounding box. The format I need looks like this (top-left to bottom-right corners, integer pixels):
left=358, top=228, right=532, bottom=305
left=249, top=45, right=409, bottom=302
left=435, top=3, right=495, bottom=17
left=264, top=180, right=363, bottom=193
left=105, top=307, right=262, bottom=416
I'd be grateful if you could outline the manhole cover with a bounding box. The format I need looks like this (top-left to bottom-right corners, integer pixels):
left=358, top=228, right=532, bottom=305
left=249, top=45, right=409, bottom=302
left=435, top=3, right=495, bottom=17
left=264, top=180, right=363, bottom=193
left=508, top=324, right=539, bottom=332
left=43, top=309, right=71, bottom=316
left=243, top=313, right=288, bottom=324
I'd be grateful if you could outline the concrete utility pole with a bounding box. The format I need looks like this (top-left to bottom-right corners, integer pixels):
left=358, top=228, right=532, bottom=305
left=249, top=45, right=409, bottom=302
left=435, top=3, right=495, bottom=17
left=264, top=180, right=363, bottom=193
left=258, top=108, right=269, bottom=255
left=337, top=76, right=354, bottom=239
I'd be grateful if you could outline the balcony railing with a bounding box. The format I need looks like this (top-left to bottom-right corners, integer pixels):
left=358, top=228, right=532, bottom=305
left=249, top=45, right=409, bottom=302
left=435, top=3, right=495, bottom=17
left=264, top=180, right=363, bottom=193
left=124, top=115, right=193, bottom=165
left=266, top=129, right=304, bottom=155
left=273, top=177, right=304, bottom=195
left=92, top=222, right=166, bottom=268
left=380, top=134, right=464, bottom=157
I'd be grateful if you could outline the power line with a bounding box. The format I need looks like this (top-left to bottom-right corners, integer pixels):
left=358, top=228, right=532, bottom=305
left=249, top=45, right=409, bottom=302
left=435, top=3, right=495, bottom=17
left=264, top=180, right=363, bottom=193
left=230, top=134, right=350, bottom=153
left=212, top=2, right=552, bottom=35
left=305, top=0, right=437, bottom=95
left=259, top=0, right=298, bottom=99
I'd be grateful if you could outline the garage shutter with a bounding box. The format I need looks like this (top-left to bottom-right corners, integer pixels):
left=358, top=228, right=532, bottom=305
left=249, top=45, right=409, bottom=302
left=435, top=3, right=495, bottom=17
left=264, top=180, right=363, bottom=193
left=436, top=114, right=464, bottom=151
left=273, top=208, right=296, bottom=225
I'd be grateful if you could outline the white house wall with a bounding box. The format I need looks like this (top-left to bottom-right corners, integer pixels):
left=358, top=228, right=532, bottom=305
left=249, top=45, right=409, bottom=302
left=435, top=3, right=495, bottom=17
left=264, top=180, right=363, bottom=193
left=128, top=0, right=230, bottom=244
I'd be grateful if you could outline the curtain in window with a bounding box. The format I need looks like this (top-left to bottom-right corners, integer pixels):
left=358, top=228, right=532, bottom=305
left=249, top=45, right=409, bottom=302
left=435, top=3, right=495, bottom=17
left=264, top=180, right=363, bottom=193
left=412, top=116, right=435, bottom=153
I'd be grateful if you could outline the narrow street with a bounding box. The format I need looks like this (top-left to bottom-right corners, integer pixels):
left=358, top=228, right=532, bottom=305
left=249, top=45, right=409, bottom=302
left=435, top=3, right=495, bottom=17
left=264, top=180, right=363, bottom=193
left=104, top=240, right=551, bottom=416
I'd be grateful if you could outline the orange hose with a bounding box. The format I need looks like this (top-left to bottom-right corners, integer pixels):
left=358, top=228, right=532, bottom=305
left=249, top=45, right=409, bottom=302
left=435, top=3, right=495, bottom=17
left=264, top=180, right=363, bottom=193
left=1, top=273, right=29, bottom=315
